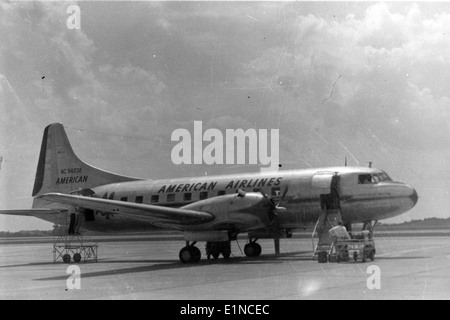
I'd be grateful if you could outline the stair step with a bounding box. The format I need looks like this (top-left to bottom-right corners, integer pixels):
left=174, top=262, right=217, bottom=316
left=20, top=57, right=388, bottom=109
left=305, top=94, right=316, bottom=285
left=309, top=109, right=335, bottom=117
left=312, top=205, right=343, bottom=257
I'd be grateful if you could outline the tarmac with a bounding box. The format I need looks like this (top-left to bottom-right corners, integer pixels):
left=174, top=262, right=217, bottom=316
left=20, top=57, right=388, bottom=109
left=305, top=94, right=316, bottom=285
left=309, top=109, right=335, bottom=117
left=1, top=234, right=449, bottom=300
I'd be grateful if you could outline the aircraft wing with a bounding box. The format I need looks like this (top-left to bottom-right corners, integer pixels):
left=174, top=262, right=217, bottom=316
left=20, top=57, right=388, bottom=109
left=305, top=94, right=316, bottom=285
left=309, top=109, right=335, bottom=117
left=0, top=208, right=67, bottom=216
left=37, top=193, right=214, bottom=226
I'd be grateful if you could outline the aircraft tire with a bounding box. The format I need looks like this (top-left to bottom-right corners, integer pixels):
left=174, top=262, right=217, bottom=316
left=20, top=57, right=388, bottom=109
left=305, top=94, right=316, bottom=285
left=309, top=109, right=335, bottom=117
left=222, top=242, right=231, bottom=259
left=179, top=247, right=194, bottom=263
left=191, top=246, right=201, bottom=263
left=63, top=254, right=71, bottom=264
left=244, top=243, right=254, bottom=257
left=73, top=253, right=82, bottom=263
left=254, top=243, right=262, bottom=257
left=222, top=248, right=231, bottom=259
left=244, top=243, right=261, bottom=257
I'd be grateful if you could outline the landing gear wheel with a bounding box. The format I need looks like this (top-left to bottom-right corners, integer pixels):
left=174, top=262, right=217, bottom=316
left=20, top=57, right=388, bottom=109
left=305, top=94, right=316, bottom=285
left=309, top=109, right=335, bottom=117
left=244, top=243, right=253, bottom=257
left=353, top=252, right=358, bottom=262
left=222, top=242, right=231, bottom=259
left=222, top=247, right=231, bottom=259
left=212, top=253, right=220, bottom=259
left=63, top=254, right=71, bottom=264
left=179, top=246, right=200, bottom=263
left=207, top=241, right=228, bottom=260
left=191, top=246, right=201, bottom=263
left=244, top=242, right=262, bottom=257
left=179, top=247, right=192, bottom=263
left=73, top=253, right=82, bottom=263
left=254, top=243, right=262, bottom=256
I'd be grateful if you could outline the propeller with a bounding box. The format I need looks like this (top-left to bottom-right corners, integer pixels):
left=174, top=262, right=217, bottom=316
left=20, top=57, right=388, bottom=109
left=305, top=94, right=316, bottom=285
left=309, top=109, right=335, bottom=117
left=260, top=186, right=289, bottom=256
left=260, top=186, right=289, bottom=225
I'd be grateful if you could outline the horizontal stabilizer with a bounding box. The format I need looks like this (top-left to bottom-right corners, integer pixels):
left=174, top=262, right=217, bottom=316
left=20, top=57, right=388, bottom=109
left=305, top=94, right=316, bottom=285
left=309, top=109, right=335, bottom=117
left=0, top=208, right=67, bottom=217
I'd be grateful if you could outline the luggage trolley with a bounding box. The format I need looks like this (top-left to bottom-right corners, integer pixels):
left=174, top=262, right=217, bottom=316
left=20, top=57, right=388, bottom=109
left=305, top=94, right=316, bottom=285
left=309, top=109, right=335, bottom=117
left=329, top=230, right=376, bottom=263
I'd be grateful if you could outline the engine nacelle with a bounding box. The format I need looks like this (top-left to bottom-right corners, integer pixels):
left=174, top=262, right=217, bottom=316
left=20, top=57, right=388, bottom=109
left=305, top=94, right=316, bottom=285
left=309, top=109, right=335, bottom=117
left=181, top=192, right=270, bottom=224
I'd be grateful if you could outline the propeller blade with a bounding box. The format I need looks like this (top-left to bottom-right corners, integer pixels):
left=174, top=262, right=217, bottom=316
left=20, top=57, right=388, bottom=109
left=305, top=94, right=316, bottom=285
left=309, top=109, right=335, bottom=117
left=261, top=186, right=288, bottom=223
left=260, top=191, right=276, bottom=209
left=276, top=186, right=289, bottom=207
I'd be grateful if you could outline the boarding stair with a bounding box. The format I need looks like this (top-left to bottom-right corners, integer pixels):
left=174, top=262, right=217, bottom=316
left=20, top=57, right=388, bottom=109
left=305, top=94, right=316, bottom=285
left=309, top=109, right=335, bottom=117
left=312, top=172, right=343, bottom=260
left=312, top=208, right=342, bottom=259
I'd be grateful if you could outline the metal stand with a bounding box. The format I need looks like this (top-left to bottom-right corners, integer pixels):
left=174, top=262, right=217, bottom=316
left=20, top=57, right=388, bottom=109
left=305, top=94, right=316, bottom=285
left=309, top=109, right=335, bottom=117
left=52, top=215, right=98, bottom=264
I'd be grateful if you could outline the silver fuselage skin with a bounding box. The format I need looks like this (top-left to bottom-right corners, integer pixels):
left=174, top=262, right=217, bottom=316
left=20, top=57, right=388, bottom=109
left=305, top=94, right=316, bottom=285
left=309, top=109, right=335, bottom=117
left=62, top=166, right=417, bottom=233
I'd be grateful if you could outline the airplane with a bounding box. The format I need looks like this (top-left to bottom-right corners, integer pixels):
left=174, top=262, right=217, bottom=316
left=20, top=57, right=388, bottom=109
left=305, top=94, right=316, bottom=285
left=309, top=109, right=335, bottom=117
left=0, top=123, right=418, bottom=263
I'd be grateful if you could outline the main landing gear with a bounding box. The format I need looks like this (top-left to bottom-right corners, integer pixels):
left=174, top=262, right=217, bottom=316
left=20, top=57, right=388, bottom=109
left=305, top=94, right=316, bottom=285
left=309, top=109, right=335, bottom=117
left=244, top=240, right=262, bottom=258
left=179, top=241, right=233, bottom=263
left=206, top=241, right=231, bottom=260
left=178, top=239, right=263, bottom=263
left=179, top=241, right=201, bottom=264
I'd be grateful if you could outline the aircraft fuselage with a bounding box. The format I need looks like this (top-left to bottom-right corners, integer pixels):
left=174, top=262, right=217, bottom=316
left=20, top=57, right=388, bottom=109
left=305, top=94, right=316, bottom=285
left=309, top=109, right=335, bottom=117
left=63, top=166, right=417, bottom=233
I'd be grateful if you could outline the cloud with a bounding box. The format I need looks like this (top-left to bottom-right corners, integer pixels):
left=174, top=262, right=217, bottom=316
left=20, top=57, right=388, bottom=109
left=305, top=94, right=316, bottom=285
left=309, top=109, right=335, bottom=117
left=2, top=1, right=450, bottom=229
left=0, top=2, right=171, bottom=209
left=236, top=3, right=450, bottom=151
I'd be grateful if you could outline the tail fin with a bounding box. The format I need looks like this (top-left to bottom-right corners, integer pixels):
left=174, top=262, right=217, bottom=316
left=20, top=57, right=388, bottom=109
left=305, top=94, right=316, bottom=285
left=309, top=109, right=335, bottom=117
left=32, top=123, right=139, bottom=197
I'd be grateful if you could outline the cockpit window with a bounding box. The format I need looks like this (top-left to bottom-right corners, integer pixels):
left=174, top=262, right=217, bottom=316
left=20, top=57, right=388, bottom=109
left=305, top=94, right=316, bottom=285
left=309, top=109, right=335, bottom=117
left=377, top=172, right=392, bottom=182
left=358, top=174, right=372, bottom=184
left=358, top=172, right=392, bottom=184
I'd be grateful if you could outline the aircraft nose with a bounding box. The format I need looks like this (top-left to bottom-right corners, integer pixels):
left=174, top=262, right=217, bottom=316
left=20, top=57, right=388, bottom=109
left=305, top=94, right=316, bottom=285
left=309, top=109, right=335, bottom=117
left=410, top=188, right=418, bottom=206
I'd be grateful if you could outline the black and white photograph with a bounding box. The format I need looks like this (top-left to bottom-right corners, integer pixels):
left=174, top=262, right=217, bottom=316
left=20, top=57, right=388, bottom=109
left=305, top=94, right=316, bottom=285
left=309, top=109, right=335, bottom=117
left=0, top=1, right=449, bottom=302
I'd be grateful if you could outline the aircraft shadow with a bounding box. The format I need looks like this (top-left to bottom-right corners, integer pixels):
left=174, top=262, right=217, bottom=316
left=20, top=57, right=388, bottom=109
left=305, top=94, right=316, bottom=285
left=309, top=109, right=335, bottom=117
left=372, top=256, right=426, bottom=260
left=36, top=251, right=315, bottom=281
left=7, top=253, right=425, bottom=281
left=0, top=262, right=56, bottom=269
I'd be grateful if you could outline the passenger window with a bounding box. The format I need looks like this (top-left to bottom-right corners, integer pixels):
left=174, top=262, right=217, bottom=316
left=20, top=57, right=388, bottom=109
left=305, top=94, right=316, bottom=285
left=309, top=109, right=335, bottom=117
left=253, top=188, right=261, bottom=192
left=120, top=197, right=128, bottom=202
left=167, top=194, right=175, bottom=202
left=135, top=196, right=143, bottom=203
left=151, top=195, right=159, bottom=203
left=199, top=192, right=208, bottom=200
left=184, top=193, right=192, bottom=201
left=217, top=190, right=226, bottom=196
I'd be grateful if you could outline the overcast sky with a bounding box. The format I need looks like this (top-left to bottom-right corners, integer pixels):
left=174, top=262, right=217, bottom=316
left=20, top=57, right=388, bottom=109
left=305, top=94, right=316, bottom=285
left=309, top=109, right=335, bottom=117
left=1, top=1, right=450, bottom=231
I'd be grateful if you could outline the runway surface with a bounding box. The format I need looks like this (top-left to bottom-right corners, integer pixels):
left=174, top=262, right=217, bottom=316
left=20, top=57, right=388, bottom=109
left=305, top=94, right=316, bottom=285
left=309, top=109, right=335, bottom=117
left=1, top=235, right=449, bottom=300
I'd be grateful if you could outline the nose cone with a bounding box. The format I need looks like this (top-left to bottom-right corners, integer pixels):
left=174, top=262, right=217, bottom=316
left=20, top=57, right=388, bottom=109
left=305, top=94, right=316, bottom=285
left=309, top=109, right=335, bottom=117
left=410, top=188, right=418, bottom=206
